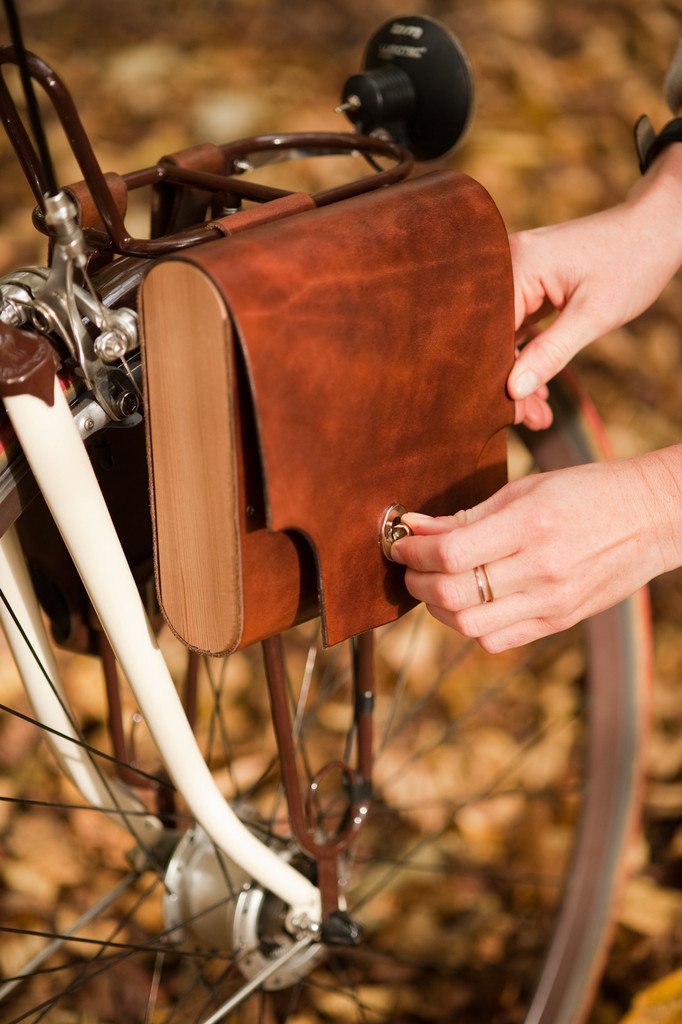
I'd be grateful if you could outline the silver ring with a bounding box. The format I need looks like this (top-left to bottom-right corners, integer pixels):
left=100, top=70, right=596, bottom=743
left=473, top=564, right=494, bottom=603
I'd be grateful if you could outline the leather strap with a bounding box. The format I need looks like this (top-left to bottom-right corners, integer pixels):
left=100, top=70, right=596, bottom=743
left=207, top=193, right=316, bottom=235
left=64, top=171, right=129, bottom=233
left=151, top=143, right=227, bottom=237
left=59, top=171, right=128, bottom=268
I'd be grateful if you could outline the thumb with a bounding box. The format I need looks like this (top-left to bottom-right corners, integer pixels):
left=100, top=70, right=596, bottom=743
left=509, top=308, right=595, bottom=398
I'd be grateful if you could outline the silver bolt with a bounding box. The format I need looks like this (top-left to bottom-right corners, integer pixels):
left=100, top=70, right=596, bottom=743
left=115, top=391, right=139, bottom=419
left=95, top=329, right=127, bottom=363
left=43, top=192, right=89, bottom=269
left=287, top=912, right=321, bottom=938
left=29, top=306, right=52, bottom=334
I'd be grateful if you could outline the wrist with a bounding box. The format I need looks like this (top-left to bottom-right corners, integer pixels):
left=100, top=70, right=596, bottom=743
left=626, top=145, right=682, bottom=270
left=632, top=446, right=682, bottom=577
left=632, top=126, right=682, bottom=197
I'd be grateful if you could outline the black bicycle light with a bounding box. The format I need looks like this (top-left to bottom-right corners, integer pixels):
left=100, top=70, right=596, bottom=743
left=339, top=14, right=474, bottom=160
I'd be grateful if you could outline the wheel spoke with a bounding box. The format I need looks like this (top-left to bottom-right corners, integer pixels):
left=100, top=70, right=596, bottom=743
left=0, top=872, right=139, bottom=1005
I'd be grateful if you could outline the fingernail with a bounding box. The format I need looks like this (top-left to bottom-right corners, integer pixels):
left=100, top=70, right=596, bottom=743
left=512, top=370, right=539, bottom=399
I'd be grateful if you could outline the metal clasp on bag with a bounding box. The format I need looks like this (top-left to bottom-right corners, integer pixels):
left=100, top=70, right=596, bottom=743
left=380, top=503, right=413, bottom=560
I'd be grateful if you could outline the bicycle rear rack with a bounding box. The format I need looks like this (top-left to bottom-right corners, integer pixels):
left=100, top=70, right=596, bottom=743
left=0, top=46, right=413, bottom=259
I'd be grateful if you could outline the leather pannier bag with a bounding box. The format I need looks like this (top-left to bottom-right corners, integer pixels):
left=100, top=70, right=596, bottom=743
left=138, top=169, right=515, bottom=655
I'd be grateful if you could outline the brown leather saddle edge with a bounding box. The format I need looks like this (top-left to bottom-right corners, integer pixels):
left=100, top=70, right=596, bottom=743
left=139, top=169, right=515, bottom=655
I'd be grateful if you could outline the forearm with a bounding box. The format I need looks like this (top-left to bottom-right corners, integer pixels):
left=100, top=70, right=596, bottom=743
left=612, top=56, right=682, bottom=574
left=628, top=43, right=682, bottom=267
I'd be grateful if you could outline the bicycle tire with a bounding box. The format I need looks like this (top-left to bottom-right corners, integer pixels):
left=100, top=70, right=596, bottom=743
left=0, top=371, right=650, bottom=1024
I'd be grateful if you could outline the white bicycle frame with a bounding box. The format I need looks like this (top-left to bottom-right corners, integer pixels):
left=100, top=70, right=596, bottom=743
left=0, top=375, right=322, bottom=924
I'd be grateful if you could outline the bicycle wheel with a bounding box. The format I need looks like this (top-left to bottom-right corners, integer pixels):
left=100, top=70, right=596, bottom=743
left=0, top=371, right=649, bottom=1024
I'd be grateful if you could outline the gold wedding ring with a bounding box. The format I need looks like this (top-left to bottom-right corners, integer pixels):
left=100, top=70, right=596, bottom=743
left=474, top=564, right=494, bottom=603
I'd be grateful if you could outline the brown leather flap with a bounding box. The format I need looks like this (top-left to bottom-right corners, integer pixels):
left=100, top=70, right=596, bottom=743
left=140, top=169, right=514, bottom=652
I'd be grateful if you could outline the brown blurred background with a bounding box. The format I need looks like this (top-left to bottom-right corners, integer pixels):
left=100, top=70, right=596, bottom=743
left=0, top=1, right=680, bottom=1020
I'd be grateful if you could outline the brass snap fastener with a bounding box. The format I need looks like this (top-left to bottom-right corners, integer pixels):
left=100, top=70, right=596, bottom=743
left=380, top=504, right=413, bottom=561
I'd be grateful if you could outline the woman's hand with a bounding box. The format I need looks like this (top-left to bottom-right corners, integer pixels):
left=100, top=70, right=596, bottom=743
left=391, top=447, right=681, bottom=652
left=509, top=145, right=682, bottom=417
